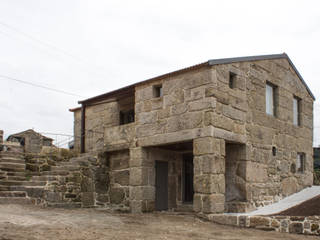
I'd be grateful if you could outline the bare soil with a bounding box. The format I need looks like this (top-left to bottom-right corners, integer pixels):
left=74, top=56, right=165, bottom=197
left=0, top=204, right=317, bottom=240
left=277, top=195, right=320, bottom=216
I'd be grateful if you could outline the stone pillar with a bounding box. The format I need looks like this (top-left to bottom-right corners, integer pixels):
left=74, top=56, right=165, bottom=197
left=129, top=147, right=155, bottom=213
left=0, top=130, right=3, bottom=144
left=193, top=137, right=226, bottom=214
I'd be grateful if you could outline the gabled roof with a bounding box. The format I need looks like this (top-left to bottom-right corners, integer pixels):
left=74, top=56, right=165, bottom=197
left=77, top=53, right=314, bottom=105
left=7, top=129, right=53, bottom=141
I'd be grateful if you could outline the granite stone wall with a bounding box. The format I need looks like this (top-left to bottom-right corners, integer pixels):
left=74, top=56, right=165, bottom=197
left=72, top=57, right=314, bottom=214
left=208, top=214, right=320, bottom=236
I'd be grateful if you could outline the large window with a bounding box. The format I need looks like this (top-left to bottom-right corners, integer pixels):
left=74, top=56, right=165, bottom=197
left=293, top=96, right=301, bottom=126
left=266, top=82, right=277, bottom=116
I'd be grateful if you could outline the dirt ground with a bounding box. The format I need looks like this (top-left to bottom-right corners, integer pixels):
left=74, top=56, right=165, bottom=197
left=0, top=204, right=317, bottom=240
left=277, top=195, right=320, bottom=216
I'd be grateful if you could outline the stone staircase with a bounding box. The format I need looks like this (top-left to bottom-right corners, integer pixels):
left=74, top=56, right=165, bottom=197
left=0, top=142, right=46, bottom=204
left=0, top=143, right=98, bottom=208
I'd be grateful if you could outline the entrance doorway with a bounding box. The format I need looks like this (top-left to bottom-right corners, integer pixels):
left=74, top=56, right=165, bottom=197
left=155, top=161, right=168, bottom=210
left=183, top=154, right=194, bottom=203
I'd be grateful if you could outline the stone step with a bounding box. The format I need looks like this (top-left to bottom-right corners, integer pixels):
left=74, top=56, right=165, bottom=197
left=10, top=186, right=45, bottom=198
left=0, top=197, right=33, bottom=204
left=31, top=175, right=58, bottom=181
left=6, top=172, right=26, bottom=177
left=41, top=170, right=69, bottom=176
left=0, top=162, right=25, bottom=169
left=0, top=185, right=10, bottom=191
left=0, top=191, right=26, bottom=197
left=7, top=176, right=27, bottom=181
left=47, top=202, right=82, bottom=208
left=51, top=165, right=80, bottom=171
left=0, top=158, right=25, bottom=164
left=0, top=167, right=25, bottom=172
left=0, top=152, right=24, bottom=158
left=0, top=180, right=47, bottom=187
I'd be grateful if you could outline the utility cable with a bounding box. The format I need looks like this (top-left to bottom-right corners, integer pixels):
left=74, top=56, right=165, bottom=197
left=0, top=74, right=85, bottom=98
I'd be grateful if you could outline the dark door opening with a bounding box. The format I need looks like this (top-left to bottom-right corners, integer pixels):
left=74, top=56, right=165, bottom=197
left=183, top=154, right=194, bottom=203
left=155, top=161, right=168, bottom=210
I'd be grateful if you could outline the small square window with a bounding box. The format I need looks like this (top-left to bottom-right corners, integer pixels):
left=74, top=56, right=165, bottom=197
left=296, top=153, right=305, bottom=173
left=153, top=85, right=163, bottom=98
left=229, top=72, right=236, bottom=89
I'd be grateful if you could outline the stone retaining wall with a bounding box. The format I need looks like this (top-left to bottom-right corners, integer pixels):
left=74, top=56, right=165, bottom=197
left=208, top=214, right=320, bottom=236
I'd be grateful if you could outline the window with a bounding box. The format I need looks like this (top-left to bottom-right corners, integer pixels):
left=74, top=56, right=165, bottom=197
left=266, top=82, right=277, bottom=116
left=293, top=96, right=301, bottom=126
left=229, top=72, right=236, bottom=89
left=120, top=110, right=135, bottom=125
left=153, top=85, right=163, bottom=98
left=272, top=146, right=277, bottom=156
left=296, top=153, right=305, bottom=173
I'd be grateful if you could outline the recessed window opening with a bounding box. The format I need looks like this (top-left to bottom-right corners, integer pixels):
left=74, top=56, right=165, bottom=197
left=229, top=72, right=236, bottom=89
left=293, top=96, right=301, bottom=126
left=296, top=153, right=305, bottom=173
left=153, top=84, right=163, bottom=98
left=120, top=110, right=134, bottom=125
left=272, top=146, right=277, bottom=156
left=266, top=82, right=277, bottom=116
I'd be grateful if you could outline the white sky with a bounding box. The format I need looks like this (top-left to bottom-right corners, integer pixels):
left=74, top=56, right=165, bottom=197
left=0, top=0, right=320, bottom=146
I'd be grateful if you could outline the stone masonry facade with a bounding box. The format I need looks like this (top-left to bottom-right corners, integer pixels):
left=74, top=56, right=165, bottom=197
left=70, top=54, right=314, bottom=214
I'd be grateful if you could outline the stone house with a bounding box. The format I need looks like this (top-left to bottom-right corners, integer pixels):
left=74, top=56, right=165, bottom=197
left=7, top=129, right=54, bottom=153
left=70, top=53, right=314, bottom=214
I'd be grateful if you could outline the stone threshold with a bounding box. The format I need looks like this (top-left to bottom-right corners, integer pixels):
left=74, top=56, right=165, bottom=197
left=201, top=213, right=320, bottom=236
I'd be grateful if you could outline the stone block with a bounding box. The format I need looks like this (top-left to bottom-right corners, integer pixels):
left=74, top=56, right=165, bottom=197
left=81, top=176, right=94, bottom=192
left=166, top=112, right=203, bottom=132
left=130, top=200, right=143, bottom=213
left=129, top=186, right=155, bottom=201
left=204, top=112, right=233, bottom=131
left=137, top=111, right=158, bottom=125
left=281, top=177, right=298, bottom=196
left=110, top=151, right=129, bottom=170
left=249, top=216, right=270, bottom=228
left=222, top=105, right=246, bottom=122
left=194, top=155, right=225, bottom=174
left=193, top=137, right=221, bottom=155
left=129, top=168, right=148, bottom=186
left=289, top=222, right=303, bottom=234
left=188, top=97, right=216, bottom=112
left=171, top=103, right=188, bottom=115
left=209, top=214, right=238, bottom=225
left=113, top=170, right=129, bottom=186
left=110, top=187, right=125, bottom=204
left=129, top=147, right=152, bottom=167
left=46, top=192, right=62, bottom=202
left=245, top=162, right=268, bottom=183
left=205, top=87, right=230, bottom=105
left=194, top=174, right=225, bottom=194
left=202, top=194, right=225, bottom=213
left=193, top=194, right=202, bottom=212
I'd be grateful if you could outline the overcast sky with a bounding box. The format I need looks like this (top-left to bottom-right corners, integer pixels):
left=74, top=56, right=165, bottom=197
left=0, top=0, right=320, bottom=147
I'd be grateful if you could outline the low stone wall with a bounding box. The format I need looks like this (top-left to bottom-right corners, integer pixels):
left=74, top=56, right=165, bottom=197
left=208, top=214, right=320, bottom=236
left=24, top=151, right=130, bottom=211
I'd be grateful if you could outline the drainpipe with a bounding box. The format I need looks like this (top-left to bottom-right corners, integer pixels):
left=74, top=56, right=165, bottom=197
left=80, top=104, right=86, bottom=153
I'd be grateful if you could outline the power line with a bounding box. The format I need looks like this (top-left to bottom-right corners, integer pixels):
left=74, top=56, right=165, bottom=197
left=0, top=20, right=110, bottom=79
left=0, top=74, right=85, bottom=98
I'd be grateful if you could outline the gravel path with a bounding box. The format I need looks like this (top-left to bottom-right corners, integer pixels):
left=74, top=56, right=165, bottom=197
left=0, top=204, right=317, bottom=240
